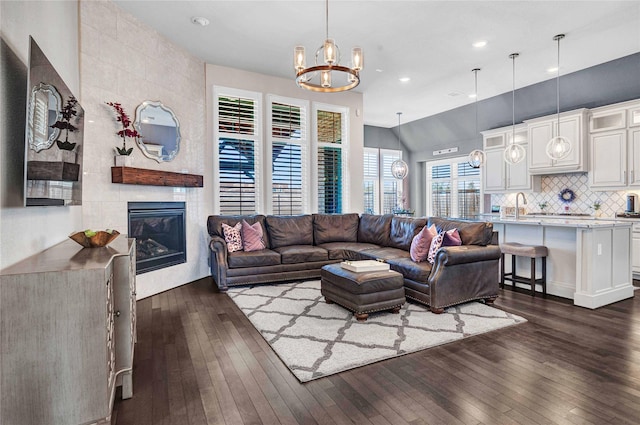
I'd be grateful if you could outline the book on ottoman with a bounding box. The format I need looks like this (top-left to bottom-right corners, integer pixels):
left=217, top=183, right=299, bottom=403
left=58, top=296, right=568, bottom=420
left=340, top=260, right=390, bottom=272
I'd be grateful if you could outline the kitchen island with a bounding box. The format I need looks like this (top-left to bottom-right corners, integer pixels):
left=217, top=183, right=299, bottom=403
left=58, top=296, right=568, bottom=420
left=489, top=216, right=634, bottom=309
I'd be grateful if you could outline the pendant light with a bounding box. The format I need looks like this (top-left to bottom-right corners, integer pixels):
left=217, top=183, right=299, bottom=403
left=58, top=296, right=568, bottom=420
left=391, top=112, right=409, bottom=179
left=468, top=68, right=485, bottom=168
left=546, top=34, right=571, bottom=160
left=504, top=53, right=526, bottom=164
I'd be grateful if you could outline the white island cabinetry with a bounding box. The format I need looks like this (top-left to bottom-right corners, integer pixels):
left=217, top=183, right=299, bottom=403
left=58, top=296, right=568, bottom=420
left=491, top=217, right=634, bottom=309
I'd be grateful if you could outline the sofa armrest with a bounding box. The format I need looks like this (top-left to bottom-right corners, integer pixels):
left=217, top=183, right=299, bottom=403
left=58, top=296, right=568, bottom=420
left=434, top=245, right=501, bottom=266
left=209, top=235, right=229, bottom=291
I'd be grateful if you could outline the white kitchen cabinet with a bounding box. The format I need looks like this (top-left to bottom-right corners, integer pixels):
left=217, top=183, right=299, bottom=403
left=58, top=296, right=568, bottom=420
left=589, top=100, right=640, bottom=190
left=526, top=109, right=589, bottom=174
left=0, top=238, right=136, bottom=425
left=482, top=125, right=540, bottom=193
left=589, top=130, right=627, bottom=188
left=632, top=223, right=640, bottom=278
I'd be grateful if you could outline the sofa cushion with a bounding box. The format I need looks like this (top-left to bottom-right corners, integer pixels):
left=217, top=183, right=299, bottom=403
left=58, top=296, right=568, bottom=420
left=208, top=215, right=269, bottom=248
left=442, top=228, right=462, bottom=247
left=427, top=217, right=493, bottom=246
left=410, top=224, right=437, bottom=262
left=273, top=245, right=329, bottom=264
left=358, top=247, right=410, bottom=261
left=357, top=214, right=392, bottom=246
left=313, top=213, right=359, bottom=244
left=266, top=215, right=313, bottom=248
left=317, top=242, right=381, bottom=260
left=228, top=249, right=281, bottom=268
left=222, top=222, right=243, bottom=252
left=427, top=231, right=446, bottom=264
left=242, top=220, right=266, bottom=252
left=385, top=257, right=432, bottom=283
left=389, top=216, right=428, bottom=251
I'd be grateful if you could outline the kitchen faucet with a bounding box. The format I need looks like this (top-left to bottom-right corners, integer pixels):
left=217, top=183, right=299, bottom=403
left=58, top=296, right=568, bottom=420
left=515, top=192, right=527, bottom=220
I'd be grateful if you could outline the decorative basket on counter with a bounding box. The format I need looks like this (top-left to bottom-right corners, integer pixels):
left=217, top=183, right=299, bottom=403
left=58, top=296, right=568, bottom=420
left=69, top=229, right=120, bottom=248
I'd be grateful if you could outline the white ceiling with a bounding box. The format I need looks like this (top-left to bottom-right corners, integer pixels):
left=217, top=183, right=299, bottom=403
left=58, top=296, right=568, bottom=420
left=113, top=1, right=640, bottom=128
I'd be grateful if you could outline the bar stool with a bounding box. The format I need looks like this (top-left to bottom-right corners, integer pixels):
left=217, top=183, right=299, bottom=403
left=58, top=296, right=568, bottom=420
left=500, top=242, right=548, bottom=297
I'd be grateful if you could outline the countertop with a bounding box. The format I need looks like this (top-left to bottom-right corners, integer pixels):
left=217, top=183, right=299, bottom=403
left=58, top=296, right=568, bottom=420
left=484, top=215, right=632, bottom=228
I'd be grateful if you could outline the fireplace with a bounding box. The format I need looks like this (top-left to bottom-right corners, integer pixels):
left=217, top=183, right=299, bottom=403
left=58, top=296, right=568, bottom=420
left=128, top=202, right=186, bottom=274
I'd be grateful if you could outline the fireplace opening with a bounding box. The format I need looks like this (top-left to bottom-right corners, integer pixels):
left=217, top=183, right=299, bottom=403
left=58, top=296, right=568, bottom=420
left=128, top=202, right=186, bottom=274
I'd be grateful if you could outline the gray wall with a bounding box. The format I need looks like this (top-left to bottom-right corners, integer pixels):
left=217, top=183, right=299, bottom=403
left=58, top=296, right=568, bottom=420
left=364, top=52, right=640, bottom=216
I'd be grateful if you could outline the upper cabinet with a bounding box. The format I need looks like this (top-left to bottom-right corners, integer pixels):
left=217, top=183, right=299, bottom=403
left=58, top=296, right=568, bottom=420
left=526, top=109, right=589, bottom=175
left=482, top=124, right=541, bottom=193
left=589, top=100, right=640, bottom=190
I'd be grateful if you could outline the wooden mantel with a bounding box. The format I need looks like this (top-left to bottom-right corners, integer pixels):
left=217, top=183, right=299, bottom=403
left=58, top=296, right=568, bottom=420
left=111, top=166, right=203, bottom=187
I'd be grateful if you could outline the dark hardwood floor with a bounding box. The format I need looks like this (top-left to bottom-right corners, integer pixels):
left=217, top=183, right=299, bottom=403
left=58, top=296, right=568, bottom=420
left=113, top=279, right=640, bottom=425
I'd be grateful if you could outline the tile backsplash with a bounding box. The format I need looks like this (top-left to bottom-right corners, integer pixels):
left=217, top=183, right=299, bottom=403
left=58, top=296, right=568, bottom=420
left=491, top=173, right=636, bottom=218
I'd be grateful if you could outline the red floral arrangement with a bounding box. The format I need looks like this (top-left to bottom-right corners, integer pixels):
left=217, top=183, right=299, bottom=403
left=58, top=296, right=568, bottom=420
left=106, top=101, right=140, bottom=156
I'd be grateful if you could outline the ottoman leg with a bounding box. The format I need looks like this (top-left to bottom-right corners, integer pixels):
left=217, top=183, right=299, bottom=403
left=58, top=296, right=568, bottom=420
left=430, top=306, right=445, bottom=314
left=391, top=306, right=401, bottom=314
left=355, top=312, right=368, bottom=322
left=325, top=297, right=334, bottom=304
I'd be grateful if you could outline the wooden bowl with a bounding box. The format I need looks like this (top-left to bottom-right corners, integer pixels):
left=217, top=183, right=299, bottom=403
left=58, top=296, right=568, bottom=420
left=69, top=230, right=120, bottom=248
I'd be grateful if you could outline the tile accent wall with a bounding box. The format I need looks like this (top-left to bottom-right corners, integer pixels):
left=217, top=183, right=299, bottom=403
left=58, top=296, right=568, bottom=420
left=80, top=0, right=207, bottom=299
left=491, top=173, right=634, bottom=218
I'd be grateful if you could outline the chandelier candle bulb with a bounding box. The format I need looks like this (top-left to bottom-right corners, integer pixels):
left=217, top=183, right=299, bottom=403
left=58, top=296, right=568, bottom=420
left=294, top=46, right=306, bottom=71
left=321, top=70, right=331, bottom=88
left=324, top=39, right=336, bottom=64
left=351, top=47, right=363, bottom=70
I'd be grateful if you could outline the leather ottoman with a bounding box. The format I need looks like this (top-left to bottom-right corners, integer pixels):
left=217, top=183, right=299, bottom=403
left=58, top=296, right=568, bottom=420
left=320, top=263, right=405, bottom=321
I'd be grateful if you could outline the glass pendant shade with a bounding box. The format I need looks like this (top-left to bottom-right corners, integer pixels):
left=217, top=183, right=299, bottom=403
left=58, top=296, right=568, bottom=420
left=392, top=112, right=408, bottom=180
left=321, top=70, right=331, bottom=88
left=351, top=47, right=363, bottom=70
left=468, top=149, right=485, bottom=168
left=546, top=135, right=571, bottom=160
left=294, top=46, right=306, bottom=71
left=391, top=159, right=409, bottom=179
left=324, top=39, right=337, bottom=64
left=467, top=68, right=484, bottom=168
left=504, top=53, right=525, bottom=164
left=504, top=143, right=526, bottom=164
left=546, top=34, right=571, bottom=161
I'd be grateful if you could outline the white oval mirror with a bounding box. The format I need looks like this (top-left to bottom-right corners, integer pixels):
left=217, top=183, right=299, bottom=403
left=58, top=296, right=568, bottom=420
left=28, top=82, right=62, bottom=152
left=133, top=101, right=181, bottom=162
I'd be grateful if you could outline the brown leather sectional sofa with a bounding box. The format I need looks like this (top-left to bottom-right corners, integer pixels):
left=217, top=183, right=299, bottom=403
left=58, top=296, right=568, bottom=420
left=207, top=213, right=501, bottom=313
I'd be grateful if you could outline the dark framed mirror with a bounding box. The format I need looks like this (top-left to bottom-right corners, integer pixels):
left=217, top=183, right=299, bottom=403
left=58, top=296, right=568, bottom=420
left=134, top=101, right=181, bottom=162
left=24, top=37, right=84, bottom=207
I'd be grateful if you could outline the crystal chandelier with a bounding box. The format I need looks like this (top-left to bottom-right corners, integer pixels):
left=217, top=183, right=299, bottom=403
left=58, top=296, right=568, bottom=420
left=391, top=112, right=409, bottom=179
left=293, top=0, right=363, bottom=93
left=504, top=53, right=526, bottom=164
left=468, top=68, right=485, bottom=168
left=546, top=34, right=572, bottom=160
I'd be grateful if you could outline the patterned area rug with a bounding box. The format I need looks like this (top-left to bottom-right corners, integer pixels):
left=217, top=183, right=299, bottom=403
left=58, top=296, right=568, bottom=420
left=228, top=280, right=526, bottom=382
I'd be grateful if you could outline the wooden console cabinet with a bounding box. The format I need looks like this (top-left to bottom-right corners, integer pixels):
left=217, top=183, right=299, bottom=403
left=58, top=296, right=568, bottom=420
left=0, top=238, right=136, bottom=425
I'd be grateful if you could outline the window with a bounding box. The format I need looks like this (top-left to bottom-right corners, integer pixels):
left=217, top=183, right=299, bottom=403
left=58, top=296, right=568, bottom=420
left=315, top=105, right=347, bottom=214
left=214, top=88, right=261, bottom=215
left=268, top=97, right=309, bottom=215
left=363, top=148, right=404, bottom=214
left=426, top=156, right=482, bottom=219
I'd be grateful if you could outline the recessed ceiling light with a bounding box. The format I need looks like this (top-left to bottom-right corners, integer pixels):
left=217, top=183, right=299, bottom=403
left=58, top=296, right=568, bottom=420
left=191, top=16, right=210, bottom=26
left=399, top=77, right=411, bottom=83
left=448, top=91, right=463, bottom=97
left=468, top=93, right=477, bottom=99
left=472, top=40, right=487, bottom=48
left=375, top=69, right=384, bottom=73
left=547, top=66, right=559, bottom=73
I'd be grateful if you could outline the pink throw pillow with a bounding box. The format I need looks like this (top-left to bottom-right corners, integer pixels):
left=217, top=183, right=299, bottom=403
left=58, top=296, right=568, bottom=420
left=410, top=224, right=437, bottom=262
left=241, top=220, right=266, bottom=252
left=427, top=231, right=446, bottom=264
left=442, top=228, right=462, bottom=247
left=222, top=222, right=243, bottom=253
